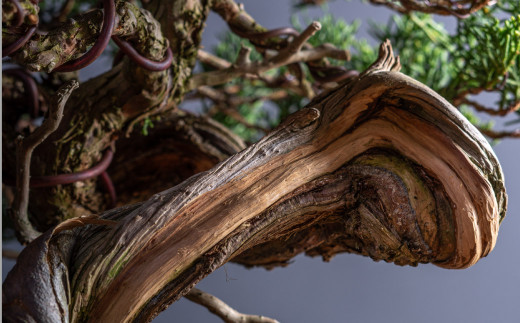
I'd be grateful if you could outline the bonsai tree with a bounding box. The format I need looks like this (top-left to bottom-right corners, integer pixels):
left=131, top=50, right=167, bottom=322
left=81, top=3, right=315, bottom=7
left=2, top=0, right=518, bottom=321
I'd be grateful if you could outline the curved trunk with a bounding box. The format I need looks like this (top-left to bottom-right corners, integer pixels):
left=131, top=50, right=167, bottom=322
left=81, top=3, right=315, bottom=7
left=2, top=46, right=506, bottom=322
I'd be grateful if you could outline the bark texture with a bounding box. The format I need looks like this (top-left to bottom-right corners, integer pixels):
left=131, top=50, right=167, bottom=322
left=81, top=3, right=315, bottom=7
left=110, top=112, right=246, bottom=205
left=2, top=0, right=212, bottom=233
left=2, top=46, right=506, bottom=322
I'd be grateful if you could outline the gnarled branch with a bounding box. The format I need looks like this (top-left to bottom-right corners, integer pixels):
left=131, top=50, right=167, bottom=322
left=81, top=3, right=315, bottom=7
left=3, top=43, right=506, bottom=322
left=10, top=80, right=79, bottom=244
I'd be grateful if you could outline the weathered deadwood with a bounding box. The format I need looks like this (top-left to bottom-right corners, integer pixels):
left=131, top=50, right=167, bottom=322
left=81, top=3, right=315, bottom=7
left=2, top=44, right=506, bottom=322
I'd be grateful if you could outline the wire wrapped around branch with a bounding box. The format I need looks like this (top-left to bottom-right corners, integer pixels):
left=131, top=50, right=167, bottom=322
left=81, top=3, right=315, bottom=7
left=4, top=147, right=117, bottom=210
left=112, top=36, right=173, bottom=71
left=53, top=0, right=115, bottom=72
left=27, top=148, right=114, bottom=188
left=2, top=25, right=37, bottom=57
left=6, top=0, right=25, bottom=27
left=230, top=26, right=299, bottom=49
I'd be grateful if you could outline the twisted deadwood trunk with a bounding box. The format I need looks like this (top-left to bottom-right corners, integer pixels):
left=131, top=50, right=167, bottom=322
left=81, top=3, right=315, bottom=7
left=2, top=43, right=506, bottom=322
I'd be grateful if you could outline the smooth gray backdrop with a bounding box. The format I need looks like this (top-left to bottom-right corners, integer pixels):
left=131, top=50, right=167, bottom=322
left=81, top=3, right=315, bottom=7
left=2, top=1, right=518, bottom=323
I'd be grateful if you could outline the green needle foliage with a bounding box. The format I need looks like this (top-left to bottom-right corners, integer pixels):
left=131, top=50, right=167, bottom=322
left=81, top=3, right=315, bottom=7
left=207, top=1, right=519, bottom=141
left=376, top=3, right=520, bottom=129
left=208, top=33, right=305, bottom=141
left=292, top=14, right=378, bottom=72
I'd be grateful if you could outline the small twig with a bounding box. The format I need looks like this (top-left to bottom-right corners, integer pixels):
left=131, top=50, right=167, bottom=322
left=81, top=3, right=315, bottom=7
left=211, top=104, right=269, bottom=133
left=198, top=50, right=233, bottom=69
left=275, top=21, right=321, bottom=59
left=10, top=80, right=79, bottom=245
left=461, top=98, right=520, bottom=117
left=209, top=0, right=349, bottom=93
left=2, top=249, right=21, bottom=260
left=235, top=45, right=252, bottom=66
left=368, top=0, right=489, bottom=17
left=190, top=22, right=348, bottom=90
left=197, top=85, right=287, bottom=106
left=479, top=128, right=520, bottom=139
left=185, top=288, right=280, bottom=323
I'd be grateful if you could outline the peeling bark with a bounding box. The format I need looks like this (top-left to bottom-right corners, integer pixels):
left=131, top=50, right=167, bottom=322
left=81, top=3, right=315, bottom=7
left=2, top=48, right=506, bottom=322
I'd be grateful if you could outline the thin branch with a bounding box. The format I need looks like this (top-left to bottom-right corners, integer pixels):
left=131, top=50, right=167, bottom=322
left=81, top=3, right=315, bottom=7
left=462, top=98, right=520, bottom=116
left=197, top=85, right=288, bottom=106
left=10, top=80, right=79, bottom=244
left=235, top=45, right=252, bottom=66
left=368, top=0, right=491, bottom=17
left=189, top=22, right=351, bottom=90
left=198, top=49, right=233, bottom=69
left=185, top=288, right=280, bottom=323
left=209, top=104, right=269, bottom=133
left=479, top=128, right=520, bottom=139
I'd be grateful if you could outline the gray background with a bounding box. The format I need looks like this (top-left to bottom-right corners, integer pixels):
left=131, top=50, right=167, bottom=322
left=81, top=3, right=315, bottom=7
left=3, top=1, right=519, bottom=322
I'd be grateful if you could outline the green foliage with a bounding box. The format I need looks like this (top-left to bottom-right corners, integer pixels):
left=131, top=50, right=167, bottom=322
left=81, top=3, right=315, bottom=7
left=210, top=32, right=301, bottom=141
left=213, top=32, right=264, bottom=64
left=292, top=14, right=378, bottom=72
left=208, top=2, right=520, bottom=141
left=447, top=12, right=520, bottom=106
left=372, top=5, right=520, bottom=129
left=373, top=13, right=454, bottom=92
left=141, top=117, right=154, bottom=136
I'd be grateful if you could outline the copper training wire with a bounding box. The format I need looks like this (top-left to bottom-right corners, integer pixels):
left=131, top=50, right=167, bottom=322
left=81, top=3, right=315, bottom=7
left=53, top=0, right=115, bottom=72
left=112, top=36, right=173, bottom=71
left=2, top=25, right=37, bottom=57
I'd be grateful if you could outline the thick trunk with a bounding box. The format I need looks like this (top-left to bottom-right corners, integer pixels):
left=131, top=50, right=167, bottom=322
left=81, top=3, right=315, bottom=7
left=2, top=46, right=506, bottom=322
left=2, top=0, right=212, bottom=233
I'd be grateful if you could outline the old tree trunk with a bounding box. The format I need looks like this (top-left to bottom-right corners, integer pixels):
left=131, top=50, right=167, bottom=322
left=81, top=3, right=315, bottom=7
left=3, top=41, right=506, bottom=321
left=2, top=0, right=507, bottom=321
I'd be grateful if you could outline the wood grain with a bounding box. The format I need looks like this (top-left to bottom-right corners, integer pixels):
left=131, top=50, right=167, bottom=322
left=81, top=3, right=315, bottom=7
left=3, top=44, right=506, bottom=323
